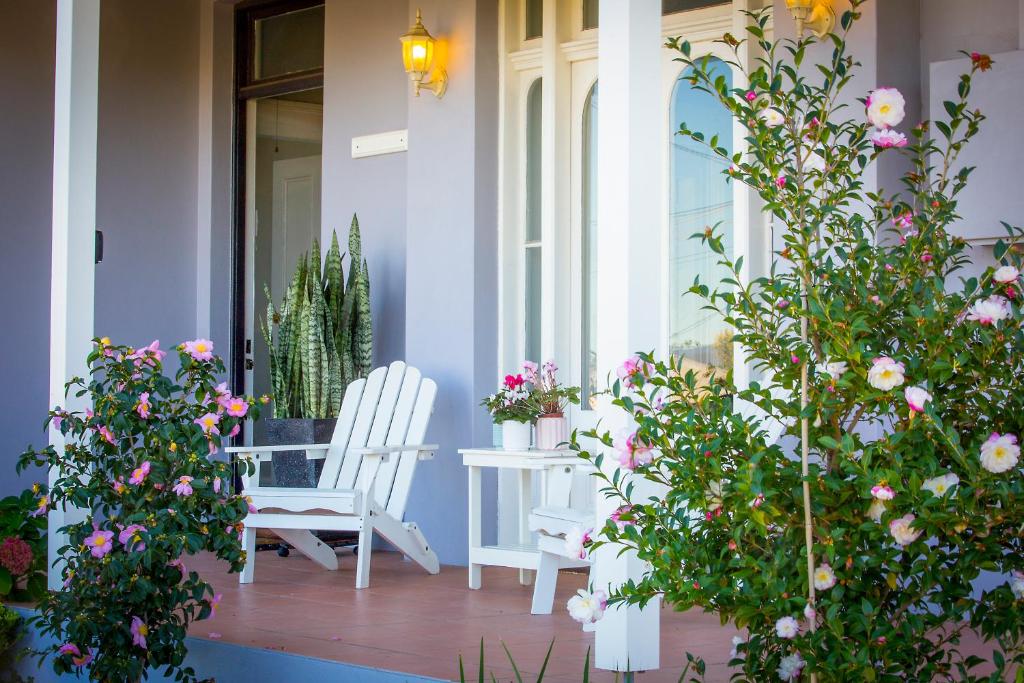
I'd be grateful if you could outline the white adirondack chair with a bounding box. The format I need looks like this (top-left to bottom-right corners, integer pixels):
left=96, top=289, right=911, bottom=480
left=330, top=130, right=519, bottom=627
left=528, top=392, right=790, bottom=615
left=225, top=361, right=439, bottom=589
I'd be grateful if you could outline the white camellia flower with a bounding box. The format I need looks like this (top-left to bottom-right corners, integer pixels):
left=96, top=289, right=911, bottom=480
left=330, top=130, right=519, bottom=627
left=1009, top=571, right=1024, bottom=600
left=921, top=472, right=959, bottom=497
left=729, top=635, right=746, bottom=659
left=904, top=386, right=932, bottom=413
left=889, top=513, right=922, bottom=546
left=775, top=616, right=800, bottom=639
left=564, top=526, right=591, bottom=561
left=866, top=87, right=906, bottom=129
left=799, top=148, right=826, bottom=173
left=979, top=432, right=1020, bottom=473
left=777, top=652, right=806, bottom=681
left=993, top=265, right=1020, bottom=283
left=759, top=108, right=785, bottom=128
left=867, top=356, right=905, bottom=391
left=867, top=499, right=887, bottom=523
left=567, top=588, right=606, bottom=624
left=965, top=295, right=1012, bottom=325
left=815, top=360, right=847, bottom=380
left=813, top=564, right=837, bottom=591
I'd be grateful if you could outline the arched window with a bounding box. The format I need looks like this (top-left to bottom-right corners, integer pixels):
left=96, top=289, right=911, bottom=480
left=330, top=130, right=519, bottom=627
left=580, top=82, right=598, bottom=407
left=669, top=58, right=733, bottom=376
left=524, top=78, right=543, bottom=363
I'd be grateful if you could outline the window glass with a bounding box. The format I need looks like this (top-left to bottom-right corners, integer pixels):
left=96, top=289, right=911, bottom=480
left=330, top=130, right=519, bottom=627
left=663, top=0, right=728, bottom=15
left=525, top=78, right=543, bottom=363
left=581, top=83, right=598, bottom=408
left=582, top=0, right=599, bottom=30
left=525, top=0, right=543, bottom=39
left=669, top=59, right=733, bottom=378
left=254, top=5, right=325, bottom=80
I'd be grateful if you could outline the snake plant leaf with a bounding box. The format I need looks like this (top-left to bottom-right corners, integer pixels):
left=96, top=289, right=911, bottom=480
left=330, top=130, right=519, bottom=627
left=346, top=214, right=362, bottom=294
left=325, top=230, right=344, bottom=337
left=355, top=258, right=373, bottom=377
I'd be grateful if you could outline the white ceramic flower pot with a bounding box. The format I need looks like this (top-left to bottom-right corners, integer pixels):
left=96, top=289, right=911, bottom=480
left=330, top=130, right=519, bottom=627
left=501, top=420, right=532, bottom=451
left=535, top=414, right=568, bottom=450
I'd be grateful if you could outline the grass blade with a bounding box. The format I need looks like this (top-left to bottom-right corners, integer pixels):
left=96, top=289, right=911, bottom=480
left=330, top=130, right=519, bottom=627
left=583, top=646, right=590, bottom=683
left=501, top=641, right=524, bottom=683
left=478, top=638, right=485, bottom=683
left=535, top=639, right=555, bottom=682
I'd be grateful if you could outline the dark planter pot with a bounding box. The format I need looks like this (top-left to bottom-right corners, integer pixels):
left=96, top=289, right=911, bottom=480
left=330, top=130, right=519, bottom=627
left=257, top=418, right=337, bottom=487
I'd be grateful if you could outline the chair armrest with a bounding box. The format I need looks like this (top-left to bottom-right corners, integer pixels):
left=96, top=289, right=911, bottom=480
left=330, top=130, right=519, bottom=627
left=224, top=444, right=331, bottom=461
left=348, top=444, right=439, bottom=462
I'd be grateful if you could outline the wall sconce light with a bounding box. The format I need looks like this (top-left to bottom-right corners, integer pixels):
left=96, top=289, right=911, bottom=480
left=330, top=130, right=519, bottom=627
left=400, top=9, right=448, bottom=98
left=785, top=0, right=834, bottom=39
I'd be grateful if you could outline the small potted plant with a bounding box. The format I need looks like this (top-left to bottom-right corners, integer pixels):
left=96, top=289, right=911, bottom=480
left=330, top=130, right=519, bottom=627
left=481, top=369, right=537, bottom=451
left=526, top=360, right=580, bottom=450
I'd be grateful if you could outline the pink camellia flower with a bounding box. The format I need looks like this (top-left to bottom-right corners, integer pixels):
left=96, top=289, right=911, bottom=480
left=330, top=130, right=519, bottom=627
left=866, top=87, right=906, bottom=129
left=213, top=477, right=222, bottom=494
left=775, top=616, right=800, bottom=639
left=195, top=412, right=221, bottom=435
left=870, top=127, right=908, bottom=148
left=921, top=252, right=933, bottom=263
left=128, top=461, right=151, bottom=485
left=213, top=382, right=232, bottom=409
left=617, top=355, right=654, bottom=388
left=871, top=484, right=895, bottom=501
left=777, top=300, right=790, bottom=309
left=751, top=493, right=765, bottom=508
left=84, top=528, right=114, bottom=559
left=136, top=392, right=152, bottom=419
left=58, top=643, right=94, bottom=668
left=610, top=504, right=635, bottom=530
left=745, top=90, right=756, bottom=102
left=97, top=425, right=116, bottom=445
left=31, top=494, right=48, bottom=518
left=169, top=557, right=188, bottom=582
left=993, top=265, right=1020, bottom=284
left=207, top=593, right=223, bottom=619
left=894, top=211, right=914, bottom=230
left=564, top=527, right=591, bottom=560
left=979, top=432, right=1019, bottom=474
left=966, top=295, right=1011, bottom=325
left=183, top=338, right=214, bottom=362
left=224, top=397, right=248, bottom=418
left=172, top=476, right=194, bottom=497
left=889, top=513, right=922, bottom=546
left=227, top=424, right=241, bottom=438
left=130, top=616, right=149, bottom=649
left=904, top=386, right=932, bottom=413
left=117, top=524, right=147, bottom=552
left=129, top=340, right=166, bottom=366
left=613, top=430, right=654, bottom=470
left=775, top=176, right=787, bottom=189
left=113, top=477, right=126, bottom=495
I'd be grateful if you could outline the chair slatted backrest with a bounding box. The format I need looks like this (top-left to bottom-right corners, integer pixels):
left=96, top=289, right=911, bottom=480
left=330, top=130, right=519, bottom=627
left=317, top=362, right=436, bottom=519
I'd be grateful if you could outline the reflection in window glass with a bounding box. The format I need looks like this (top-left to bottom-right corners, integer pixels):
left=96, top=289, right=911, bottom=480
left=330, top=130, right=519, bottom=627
left=254, top=5, right=325, bottom=80
left=662, top=0, right=728, bottom=15
left=525, top=79, right=543, bottom=363
left=581, top=83, right=598, bottom=408
left=669, top=59, right=733, bottom=378
left=525, top=0, right=543, bottom=39
left=582, top=0, right=599, bottom=30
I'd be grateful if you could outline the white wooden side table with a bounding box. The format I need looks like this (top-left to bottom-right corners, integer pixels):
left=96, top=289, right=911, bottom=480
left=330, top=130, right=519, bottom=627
left=460, top=448, right=583, bottom=589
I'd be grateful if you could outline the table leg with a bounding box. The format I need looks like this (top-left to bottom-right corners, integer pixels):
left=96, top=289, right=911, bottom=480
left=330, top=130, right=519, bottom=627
left=468, top=465, right=482, bottom=589
left=518, top=467, right=533, bottom=586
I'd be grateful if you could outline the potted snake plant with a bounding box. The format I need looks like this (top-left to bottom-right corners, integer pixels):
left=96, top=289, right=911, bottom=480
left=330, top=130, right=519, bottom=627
left=259, top=214, right=373, bottom=486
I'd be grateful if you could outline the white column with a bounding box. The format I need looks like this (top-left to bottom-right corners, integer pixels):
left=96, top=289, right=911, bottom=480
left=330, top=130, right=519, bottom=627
left=195, top=0, right=215, bottom=339
left=49, top=0, right=100, bottom=590
left=593, top=0, right=662, bottom=673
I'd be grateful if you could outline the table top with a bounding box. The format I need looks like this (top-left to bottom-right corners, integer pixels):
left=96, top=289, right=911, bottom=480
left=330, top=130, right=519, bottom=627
left=459, top=447, right=586, bottom=469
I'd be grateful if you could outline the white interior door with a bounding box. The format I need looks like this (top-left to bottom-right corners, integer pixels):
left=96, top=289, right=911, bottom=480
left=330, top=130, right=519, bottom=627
left=271, top=155, right=322, bottom=301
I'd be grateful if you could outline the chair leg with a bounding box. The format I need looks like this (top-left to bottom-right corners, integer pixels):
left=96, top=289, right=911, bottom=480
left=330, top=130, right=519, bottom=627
left=368, top=509, right=440, bottom=575
left=354, top=518, right=374, bottom=589
left=531, top=550, right=560, bottom=615
left=239, top=526, right=256, bottom=584
left=272, top=529, right=339, bottom=571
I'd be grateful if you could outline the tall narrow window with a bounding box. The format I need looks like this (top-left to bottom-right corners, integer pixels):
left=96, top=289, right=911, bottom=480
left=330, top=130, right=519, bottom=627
left=525, top=0, right=543, bottom=39
left=525, top=79, right=543, bottom=363
left=669, top=59, right=733, bottom=378
left=582, top=0, right=599, bottom=30
left=580, top=83, right=598, bottom=407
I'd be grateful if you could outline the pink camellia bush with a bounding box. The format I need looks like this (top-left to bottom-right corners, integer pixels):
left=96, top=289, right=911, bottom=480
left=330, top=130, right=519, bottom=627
left=18, top=338, right=258, bottom=682
left=576, top=2, right=1024, bottom=679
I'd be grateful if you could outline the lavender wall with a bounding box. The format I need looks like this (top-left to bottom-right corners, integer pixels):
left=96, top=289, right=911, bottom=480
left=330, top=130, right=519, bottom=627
left=0, top=0, right=57, bottom=496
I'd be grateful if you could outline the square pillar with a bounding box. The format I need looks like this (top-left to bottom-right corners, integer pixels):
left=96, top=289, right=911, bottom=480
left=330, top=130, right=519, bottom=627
left=49, top=0, right=100, bottom=590
left=592, top=0, right=662, bottom=673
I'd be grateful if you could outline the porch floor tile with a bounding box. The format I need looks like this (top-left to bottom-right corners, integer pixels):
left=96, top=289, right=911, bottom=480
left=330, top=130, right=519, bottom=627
left=189, top=549, right=738, bottom=682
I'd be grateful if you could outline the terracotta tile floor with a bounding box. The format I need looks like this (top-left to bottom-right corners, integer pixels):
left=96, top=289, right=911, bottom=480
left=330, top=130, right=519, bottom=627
left=188, top=549, right=739, bottom=682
